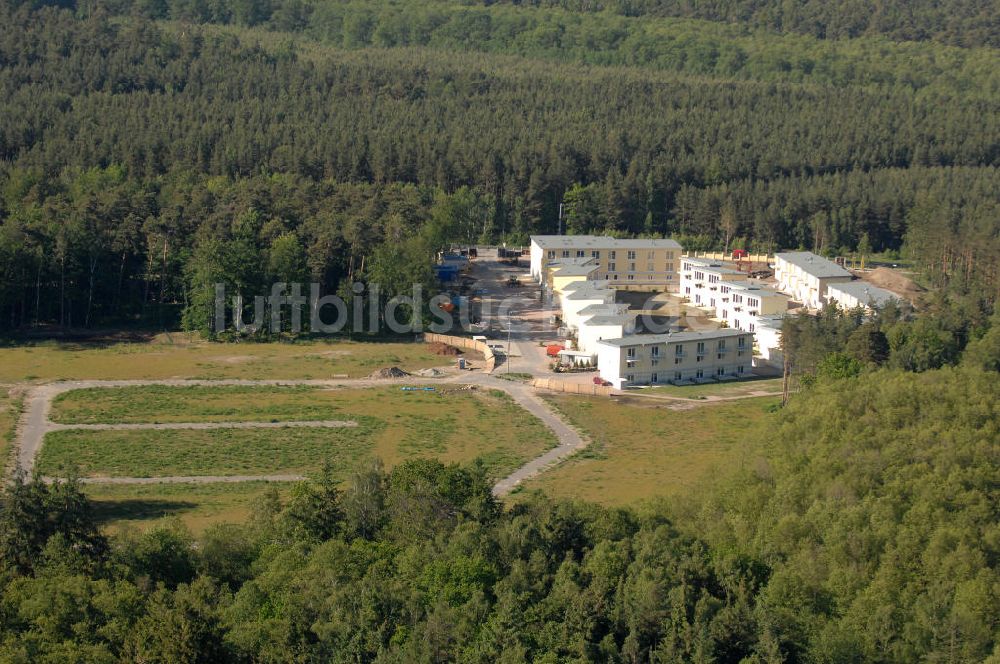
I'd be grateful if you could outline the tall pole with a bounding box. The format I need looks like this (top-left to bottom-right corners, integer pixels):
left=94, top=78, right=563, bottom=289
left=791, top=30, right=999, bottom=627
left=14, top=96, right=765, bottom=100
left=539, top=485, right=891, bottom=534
left=558, top=203, right=564, bottom=235
left=781, top=349, right=790, bottom=407
left=506, top=313, right=513, bottom=375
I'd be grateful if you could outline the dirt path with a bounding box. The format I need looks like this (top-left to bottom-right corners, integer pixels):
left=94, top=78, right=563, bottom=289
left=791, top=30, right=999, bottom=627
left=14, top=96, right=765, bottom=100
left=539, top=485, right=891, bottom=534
left=11, top=374, right=589, bottom=494
left=47, top=420, right=358, bottom=432
left=485, top=379, right=588, bottom=496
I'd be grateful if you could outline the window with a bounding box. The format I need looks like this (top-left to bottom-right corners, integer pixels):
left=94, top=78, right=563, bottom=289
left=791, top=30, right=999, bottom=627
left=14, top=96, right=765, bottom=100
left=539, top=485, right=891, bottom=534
left=627, top=250, right=636, bottom=259
left=738, top=337, right=747, bottom=349
left=667, top=251, right=674, bottom=260
left=675, top=345, right=684, bottom=356
left=651, top=346, right=660, bottom=357
left=591, top=250, right=600, bottom=258
left=576, top=250, right=585, bottom=258
left=648, top=274, right=655, bottom=280
left=611, top=274, right=618, bottom=280
left=647, top=262, right=654, bottom=272
left=738, top=365, right=745, bottom=375
left=718, top=341, right=727, bottom=351
left=695, top=295, right=701, bottom=304
left=709, top=275, right=719, bottom=284
left=609, top=250, right=616, bottom=259
left=561, top=250, right=570, bottom=258
left=696, top=369, right=704, bottom=379
left=674, top=357, right=682, bottom=365
left=626, top=374, right=634, bottom=383
left=694, top=271, right=704, bottom=280
left=710, top=298, right=715, bottom=307
left=627, top=360, right=637, bottom=368
left=674, top=371, right=682, bottom=381
left=608, top=262, right=616, bottom=272
left=685, top=287, right=691, bottom=294
left=666, top=263, right=673, bottom=272
left=547, top=250, right=555, bottom=259
left=626, top=348, right=636, bottom=358
left=749, top=323, right=755, bottom=332
left=717, top=366, right=725, bottom=376
left=651, top=373, right=658, bottom=383
left=629, top=262, right=636, bottom=272
left=627, top=274, right=635, bottom=281
left=651, top=359, right=659, bottom=366
left=696, top=342, right=705, bottom=353
left=721, top=309, right=728, bottom=319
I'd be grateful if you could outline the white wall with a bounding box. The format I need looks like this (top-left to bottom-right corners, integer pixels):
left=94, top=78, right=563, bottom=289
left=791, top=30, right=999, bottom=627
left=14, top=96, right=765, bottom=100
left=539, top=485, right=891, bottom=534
left=578, top=318, right=636, bottom=355
left=596, top=344, right=624, bottom=389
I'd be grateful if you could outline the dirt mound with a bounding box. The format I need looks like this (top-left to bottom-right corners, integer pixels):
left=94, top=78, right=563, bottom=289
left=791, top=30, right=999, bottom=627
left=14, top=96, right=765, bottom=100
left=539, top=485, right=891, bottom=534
left=860, top=267, right=925, bottom=302
left=416, top=367, right=446, bottom=377
left=368, top=366, right=411, bottom=379
left=427, top=342, right=462, bottom=356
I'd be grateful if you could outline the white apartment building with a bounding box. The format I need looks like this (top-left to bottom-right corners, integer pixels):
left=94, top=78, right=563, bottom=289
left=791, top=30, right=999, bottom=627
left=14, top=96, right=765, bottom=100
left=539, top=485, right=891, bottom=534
left=577, top=311, right=637, bottom=356
left=679, top=258, right=748, bottom=309
left=568, top=302, right=630, bottom=331
left=596, top=329, right=753, bottom=389
left=752, top=315, right=785, bottom=370
left=774, top=252, right=852, bottom=309
left=530, top=235, right=682, bottom=291
left=560, top=285, right=617, bottom=330
left=826, top=281, right=898, bottom=312
left=716, top=282, right=790, bottom=333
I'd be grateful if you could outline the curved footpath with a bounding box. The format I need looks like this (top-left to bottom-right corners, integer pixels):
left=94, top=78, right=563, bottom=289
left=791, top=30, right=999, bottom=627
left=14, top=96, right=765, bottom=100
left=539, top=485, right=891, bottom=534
left=11, top=374, right=590, bottom=496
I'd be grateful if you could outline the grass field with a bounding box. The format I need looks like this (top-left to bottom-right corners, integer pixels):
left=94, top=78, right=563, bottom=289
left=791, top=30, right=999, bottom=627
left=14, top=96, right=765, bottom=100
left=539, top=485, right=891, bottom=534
left=41, top=386, right=556, bottom=480
left=0, top=387, right=21, bottom=474
left=83, top=481, right=289, bottom=534
left=642, top=377, right=786, bottom=399
left=52, top=385, right=353, bottom=424
left=0, top=336, right=450, bottom=382
left=516, top=395, right=780, bottom=506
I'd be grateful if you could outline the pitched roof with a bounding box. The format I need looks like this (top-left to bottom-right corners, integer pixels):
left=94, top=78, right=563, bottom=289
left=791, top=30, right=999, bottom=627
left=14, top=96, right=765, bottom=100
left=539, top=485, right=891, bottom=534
left=552, top=264, right=599, bottom=277
left=827, top=281, right=898, bottom=306
left=596, top=328, right=749, bottom=348
left=564, top=287, right=615, bottom=300
left=774, top=252, right=852, bottom=278
left=532, top=235, right=681, bottom=250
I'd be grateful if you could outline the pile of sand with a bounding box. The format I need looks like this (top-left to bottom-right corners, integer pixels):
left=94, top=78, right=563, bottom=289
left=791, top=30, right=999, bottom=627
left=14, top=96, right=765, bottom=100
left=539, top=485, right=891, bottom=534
left=427, top=342, right=461, bottom=356
left=368, top=366, right=411, bottom=379
left=860, top=267, right=925, bottom=303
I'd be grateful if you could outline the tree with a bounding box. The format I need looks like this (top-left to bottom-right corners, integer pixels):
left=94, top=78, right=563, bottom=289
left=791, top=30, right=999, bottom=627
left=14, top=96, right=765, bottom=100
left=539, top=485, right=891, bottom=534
left=845, top=322, right=890, bottom=365
left=0, top=473, right=107, bottom=575
left=816, top=352, right=863, bottom=379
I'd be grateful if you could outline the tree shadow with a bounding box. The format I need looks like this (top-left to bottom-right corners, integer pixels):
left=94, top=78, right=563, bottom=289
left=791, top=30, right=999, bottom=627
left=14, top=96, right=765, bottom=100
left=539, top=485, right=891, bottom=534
left=90, top=499, right=198, bottom=525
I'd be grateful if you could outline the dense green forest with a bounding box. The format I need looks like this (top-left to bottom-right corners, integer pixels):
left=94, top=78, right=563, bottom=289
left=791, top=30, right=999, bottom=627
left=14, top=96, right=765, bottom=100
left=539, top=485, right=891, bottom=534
left=1, top=366, right=997, bottom=661
left=0, top=3, right=997, bottom=333
left=0, top=2, right=998, bottom=660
